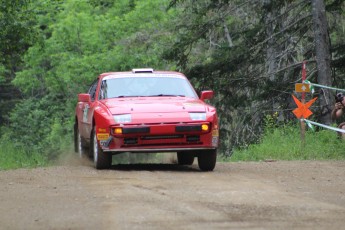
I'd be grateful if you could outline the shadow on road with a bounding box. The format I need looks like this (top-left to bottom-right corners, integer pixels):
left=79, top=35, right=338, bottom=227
left=110, top=163, right=200, bottom=172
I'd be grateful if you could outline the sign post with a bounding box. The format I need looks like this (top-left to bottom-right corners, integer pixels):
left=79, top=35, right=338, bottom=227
left=291, top=95, right=317, bottom=144
left=293, top=61, right=317, bottom=145
left=301, top=61, right=306, bottom=144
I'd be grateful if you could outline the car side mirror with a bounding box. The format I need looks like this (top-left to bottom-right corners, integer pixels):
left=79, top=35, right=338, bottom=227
left=78, top=93, right=91, bottom=103
left=200, top=90, right=214, bottom=101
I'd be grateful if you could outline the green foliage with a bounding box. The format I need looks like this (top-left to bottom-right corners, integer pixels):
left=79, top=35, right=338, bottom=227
left=263, top=112, right=280, bottom=131
left=3, top=0, right=177, bottom=166
left=14, top=0, right=177, bottom=97
left=2, top=95, right=73, bottom=159
left=165, top=0, right=345, bottom=154
left=6, top=98, right=52, bottom=151
left=0, top=0, right=38, bottom=125
left=0, top=64, right=5, bottom=83
left=0, top=0, right=36, bottom=62
left=228, top=123, right=345, bottom=161
left=0, top=139, right=47, bottom=170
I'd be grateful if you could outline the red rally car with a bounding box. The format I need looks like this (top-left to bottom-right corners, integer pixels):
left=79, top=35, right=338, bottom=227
left=74, top=68, right=219, bottom=171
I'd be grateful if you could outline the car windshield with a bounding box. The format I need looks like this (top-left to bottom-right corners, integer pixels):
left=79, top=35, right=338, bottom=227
left=99, top=76, right=198, bottom=99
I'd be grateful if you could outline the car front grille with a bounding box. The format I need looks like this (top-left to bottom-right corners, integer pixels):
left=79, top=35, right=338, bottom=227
left=124, top=138, right=138, bottom=145
left=186, top=135, right=200, bottom=142
left=122, top=134, right=201, bottom=146
left=141, top=135, right=183, bottom=140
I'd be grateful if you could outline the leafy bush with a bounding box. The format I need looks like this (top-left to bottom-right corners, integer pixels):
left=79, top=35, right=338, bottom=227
left=0, top=139, right=47, bottom=170
left=2, top=96, right=73, bottom=159
left=1, top=0, right=176, bottom=169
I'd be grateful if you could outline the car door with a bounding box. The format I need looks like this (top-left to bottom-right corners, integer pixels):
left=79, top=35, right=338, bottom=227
left=80, top=79, right=99, bottom=139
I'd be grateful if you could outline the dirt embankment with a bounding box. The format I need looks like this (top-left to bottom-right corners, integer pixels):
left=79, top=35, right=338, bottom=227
left=1, top=154, right=345, bottom=229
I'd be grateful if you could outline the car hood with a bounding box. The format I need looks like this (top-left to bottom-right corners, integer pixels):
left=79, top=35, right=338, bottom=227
left=103, top=97, right=206, bottom=114
left=101, top=97, right=210, bottom=123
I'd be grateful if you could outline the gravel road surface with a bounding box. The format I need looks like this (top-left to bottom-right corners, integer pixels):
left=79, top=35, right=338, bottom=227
left=1, top=154, right=345, bottom=229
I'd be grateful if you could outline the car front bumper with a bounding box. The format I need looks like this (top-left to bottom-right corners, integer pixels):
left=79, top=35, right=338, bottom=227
left=98, top=122, right=219, bottom=153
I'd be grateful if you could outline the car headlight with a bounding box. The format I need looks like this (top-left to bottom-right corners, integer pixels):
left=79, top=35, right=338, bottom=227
left=113, top=114, right=132, bottom=123
left=189, top=112, right=206, bottom=121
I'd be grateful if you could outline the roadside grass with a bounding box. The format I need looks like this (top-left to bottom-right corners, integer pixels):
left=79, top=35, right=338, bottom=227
left=227, top=123, right=345, bottom=162
left=0, top=141, right=47, bottom=170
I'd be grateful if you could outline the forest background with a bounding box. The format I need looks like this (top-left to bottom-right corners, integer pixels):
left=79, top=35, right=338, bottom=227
left=0, top=0, right=345, bottom=168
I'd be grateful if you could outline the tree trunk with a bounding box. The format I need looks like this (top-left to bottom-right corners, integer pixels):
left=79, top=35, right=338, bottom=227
left=265, top=10, right=277, bottom=82
left=311, top=0, right=333, bottom=125
left=263, top=0, right=280, bottom=119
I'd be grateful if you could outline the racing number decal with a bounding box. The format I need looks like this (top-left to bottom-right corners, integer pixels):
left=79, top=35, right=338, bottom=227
left=83, top=104, right=89, bottom=123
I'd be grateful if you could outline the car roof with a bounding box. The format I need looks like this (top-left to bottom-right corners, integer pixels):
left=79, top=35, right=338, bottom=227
left=99, top=70, right=187, bottom=80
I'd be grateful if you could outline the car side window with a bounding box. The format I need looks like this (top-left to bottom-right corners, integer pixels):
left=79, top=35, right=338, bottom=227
left=99, top=80, right=107, bottom=99
left=88, top=79, right=99, bottom=101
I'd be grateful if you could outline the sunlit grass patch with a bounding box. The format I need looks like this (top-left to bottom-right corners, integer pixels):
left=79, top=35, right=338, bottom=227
left=228, top=123, right=345, bottom=162
left=0, top=141, right=47, bottom=170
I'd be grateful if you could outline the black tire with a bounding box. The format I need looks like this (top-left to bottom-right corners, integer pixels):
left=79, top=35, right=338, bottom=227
left=197, top=149, right=217, bottom=171
left=74, top=123, right=87, bottom=158
left=91, top=127, right=111, bottom=169
left=177, top=151, right=194, bottom=165
left=74, top=123, right=78, bottom=153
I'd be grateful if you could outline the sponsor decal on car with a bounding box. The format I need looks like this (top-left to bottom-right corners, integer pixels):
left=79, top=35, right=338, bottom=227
left=83, top=104, right=89, bottom=122
left=212, top=129, right=219, bottom=136
left=212, top=136, right=219, bottom=147
left=97, top=133, right=110, bottom=141
left=100, top=140, right=109, bottom=148
left=98, top=128, right=107, bottom=133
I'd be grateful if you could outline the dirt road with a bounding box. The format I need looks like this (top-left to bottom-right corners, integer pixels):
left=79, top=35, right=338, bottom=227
left=1, top=154, right=345, bottom=229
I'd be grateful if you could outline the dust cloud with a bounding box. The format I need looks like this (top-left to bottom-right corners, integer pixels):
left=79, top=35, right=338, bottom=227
left=55, top=150, right=177, bottom=167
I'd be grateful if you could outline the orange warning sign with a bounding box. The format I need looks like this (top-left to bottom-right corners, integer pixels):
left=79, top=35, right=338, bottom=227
left=292, top=95, right=317, bottom=119
left=295, top=83, right=310, bottom=93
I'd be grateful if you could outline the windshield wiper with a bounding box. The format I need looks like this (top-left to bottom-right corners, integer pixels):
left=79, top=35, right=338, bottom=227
left=113, top=95, right=145, bottom=98
left=147, top=94, right=186, bottom=97
left=111, top=94, right=186, bottom=98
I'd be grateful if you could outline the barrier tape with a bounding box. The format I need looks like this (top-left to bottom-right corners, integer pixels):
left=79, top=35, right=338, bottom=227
left=303, top=81, right=345, bottom=92
left=302, top=119, right=345, bottom=134
left=298, top=79, right=345, bottom=134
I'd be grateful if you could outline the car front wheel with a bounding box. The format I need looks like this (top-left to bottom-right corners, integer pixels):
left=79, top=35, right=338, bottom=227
left=91, top=127, right=111, bottom=169
left=197, top=149, right=217, bottom=171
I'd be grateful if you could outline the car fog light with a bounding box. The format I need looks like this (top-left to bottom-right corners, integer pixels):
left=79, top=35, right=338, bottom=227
left=113, top=128, right=122, bottom=134
left=201, top=124, right=209, bottom=131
